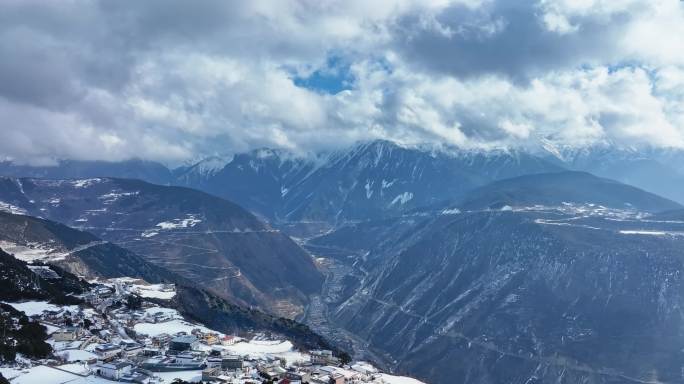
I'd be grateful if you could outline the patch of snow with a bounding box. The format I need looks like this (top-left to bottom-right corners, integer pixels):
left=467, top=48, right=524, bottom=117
left=7, top=365, right=112, bottom=384
left=98, top=191, right=139, bottom=204
left=85, top=208, right=107, bottom=213
left=381, top=179, right=396, bottom=189
left=156, top=215, right=202, bottom=230
left=194, top=156, right=232, bottom=176
left=619, top=230, right=668, bottom=236
left=390, top=192, right=413, bottom=206
left=3, top=301, right=79, bottom=316
left=10, top=365, right=78, bottom=384
left=133, top=284, right=176, bottom=300
left=351, top=361, right=378, bottom=374
left=56, top=362, right=91, bottom=374
left=134, top=318, right=213, bottom=337
left=155, top=370, right=203, bottom=383
left=534, top=219, right=602, bottom=230
left=142, top=306, right=182, bottom=318
left=217, top=339, right=307, bottom=365
left=0, top=367, right=24, bottom=381
left=0, top=240, right=67, bottom=262
left=71, top=179, right=102, bottom=188
left=0, top=201, right=27, bottom=215
left=365, top=180, right=374, bottom=199
left=539, top=138, right=565, bottom=161
left=440, top=208, right=461, bottom=215
left=55, top=350, right=97, bottom=363
left=225, top=339, right=293, bottom=355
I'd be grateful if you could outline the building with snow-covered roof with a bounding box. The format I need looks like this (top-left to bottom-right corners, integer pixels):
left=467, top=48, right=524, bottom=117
left=95, top=343, right=122, bottom=360
left=95, top=361, right=132, bottom=380
left=52, top=326, right=83, bottom=341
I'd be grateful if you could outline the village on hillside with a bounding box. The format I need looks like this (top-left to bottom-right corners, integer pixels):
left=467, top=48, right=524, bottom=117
left=0, top=277, right=423, bottom=384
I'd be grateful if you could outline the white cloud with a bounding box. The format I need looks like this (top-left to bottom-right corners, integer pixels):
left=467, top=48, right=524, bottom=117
left=1, top=0, right=684, bottom=164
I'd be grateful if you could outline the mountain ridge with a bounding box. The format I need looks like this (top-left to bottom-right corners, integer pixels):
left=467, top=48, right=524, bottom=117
left=0, top=176, right=323, bottom=318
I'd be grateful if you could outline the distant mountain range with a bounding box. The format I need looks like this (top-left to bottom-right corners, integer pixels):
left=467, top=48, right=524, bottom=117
left=536, top=139, right=684, bottom=205
left=4, top=140, right=684, bottom=225
left=0, top=140, right=565, bottom=225
left=454, top=171, right=682, bottom=212
left=0, top=159, right=173, bottom=185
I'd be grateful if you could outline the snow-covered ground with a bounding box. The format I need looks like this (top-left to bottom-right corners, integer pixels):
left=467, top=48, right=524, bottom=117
left=155, top=370, right=203, bottom=383
left=95, top=278, right=176, bottom=300
left=142, top=306, right=182, bottom=318
left=225, top=339, right=293, bottom=355
left=3, top=301, right=78, bottom=316
left=132, top=284, right=176, bottom=300
left=55, top=349, right=97, bottom=362
left=134, top=319, right=214, bottom=337
left=219, top=339, right=308, bottom=365
left=0, top=367, right=25, bottom=381
left=3, top=361, right=207, bottom=384
left=0, top=241, right=67, bottom=262
left=56, top=363, right=91, bottom=375
left=8, top=365, right=108, bottom=384
left=378, top=373, right=427, bottom=384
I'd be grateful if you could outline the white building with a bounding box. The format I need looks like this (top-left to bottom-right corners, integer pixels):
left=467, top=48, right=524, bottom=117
left=95, top=361, right=132, bottom=380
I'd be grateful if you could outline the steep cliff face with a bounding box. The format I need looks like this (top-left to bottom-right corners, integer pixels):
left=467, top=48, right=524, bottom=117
left=0, top=177, right=323, bottom=317
left=320, top=210, right=684, bottom=383
left=308, top=173, right=684, bottom=384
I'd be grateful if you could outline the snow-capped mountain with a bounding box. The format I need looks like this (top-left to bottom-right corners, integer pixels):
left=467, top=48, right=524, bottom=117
left=535, top=139, right=684, bottom=205
left=173, top=155, right=234, bottom=188
left=181, top=140, right=562, bottom=225
left=4, top=139, right=684, bottom=222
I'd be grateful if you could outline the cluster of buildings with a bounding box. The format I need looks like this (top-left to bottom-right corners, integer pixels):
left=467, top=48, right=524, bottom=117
left=4, top=279, right=417, bottom=384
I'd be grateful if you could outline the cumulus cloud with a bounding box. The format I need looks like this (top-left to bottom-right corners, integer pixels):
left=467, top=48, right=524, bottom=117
left=0, top=0, right=683, bottom=164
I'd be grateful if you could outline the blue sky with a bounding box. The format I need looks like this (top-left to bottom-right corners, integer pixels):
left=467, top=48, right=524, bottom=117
left=293, top=56, right=354, bottom=95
